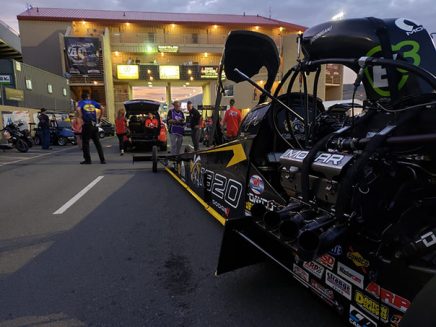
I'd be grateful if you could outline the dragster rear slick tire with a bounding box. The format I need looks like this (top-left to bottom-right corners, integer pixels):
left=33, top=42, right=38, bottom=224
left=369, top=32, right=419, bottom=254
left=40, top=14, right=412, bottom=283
left=152, top=145, right=158, bottom=173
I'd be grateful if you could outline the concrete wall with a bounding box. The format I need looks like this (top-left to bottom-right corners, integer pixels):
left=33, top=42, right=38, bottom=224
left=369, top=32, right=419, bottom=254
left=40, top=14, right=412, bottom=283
left=19, top=20, right=71, bottom=76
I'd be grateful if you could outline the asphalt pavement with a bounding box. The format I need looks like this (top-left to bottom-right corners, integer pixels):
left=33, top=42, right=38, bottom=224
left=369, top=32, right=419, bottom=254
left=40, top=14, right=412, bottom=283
left=0, top=138, right=343, bottom=326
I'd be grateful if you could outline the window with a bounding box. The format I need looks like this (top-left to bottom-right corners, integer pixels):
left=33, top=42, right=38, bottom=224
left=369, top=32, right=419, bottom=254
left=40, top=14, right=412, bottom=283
left=47, top=84, right=53, bottom=94
left=63, top=88, right=67, bottom=96
left=25, top=79, right=32, bottom=90
left=148, top=32, right=155, bottom=42
left=192, top=33, right=198, bottom=44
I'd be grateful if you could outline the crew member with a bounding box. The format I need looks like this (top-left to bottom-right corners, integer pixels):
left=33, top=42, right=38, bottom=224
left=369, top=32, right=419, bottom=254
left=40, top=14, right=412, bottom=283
left=187, top=101, right=202, bottom=151
left=37, top=108, right=51, bottom=150
left=77, top=91, right=106, bottom=164
left=145, top=112, right=159, bottom=129
left=222, top=99, right=241, bottom=140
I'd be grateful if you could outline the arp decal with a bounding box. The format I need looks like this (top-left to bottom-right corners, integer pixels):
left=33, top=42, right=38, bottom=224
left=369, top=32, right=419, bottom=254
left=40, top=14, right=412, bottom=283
left=325, top=270, right=352, bottom=300
left=337, top=262, right=364, bottom=289
left=349, top=304, right=377, bottom=327
left=249, top=175, right=265, bottom=195
left=316, top=253, right=336, bottom=270
left=292, top=264, right=310, bottom=285
left=355, top=290, right=389, bottom=322
left=365, top=282, right=411, bottom=313
left=303, top=261, right=325, bottom=279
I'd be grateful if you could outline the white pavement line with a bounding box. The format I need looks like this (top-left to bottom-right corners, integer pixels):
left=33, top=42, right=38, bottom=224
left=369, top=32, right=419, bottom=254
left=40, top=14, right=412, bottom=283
left=53, top=176, right=104, bottom=215
left=0, top=147, right=74, bottom=166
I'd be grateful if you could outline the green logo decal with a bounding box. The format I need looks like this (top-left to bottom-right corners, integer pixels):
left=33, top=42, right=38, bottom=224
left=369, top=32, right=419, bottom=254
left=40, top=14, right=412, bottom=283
left=364, top=40, right=421, bottom=97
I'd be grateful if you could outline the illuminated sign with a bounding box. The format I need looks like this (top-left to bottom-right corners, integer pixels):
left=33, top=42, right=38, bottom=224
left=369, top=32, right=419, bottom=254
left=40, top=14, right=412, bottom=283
left=159, top=65, right=180, bottom=80
left=200, top=66, right=219, bottom=79
left=117, top=65, right=139, bottom=80
left=158, top=46, right=179, bottom=53
left=0, top=75, right=11, bottom=84
left=5, top=87, right=24, bottom=101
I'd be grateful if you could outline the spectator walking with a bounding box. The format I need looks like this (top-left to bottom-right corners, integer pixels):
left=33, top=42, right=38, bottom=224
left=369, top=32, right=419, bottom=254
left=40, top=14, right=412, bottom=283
left=187, top=101, right=202, bottom=151
left=77, top=91, right=106, bottom=164
left=222, top=99, right=241, bottom=141
left=115, top=108, right=128, bottom=155
left=71, top=110, right=83, bottom=149
left=37, top=108, right=51, bottom=150
left=167, top=100, right=185, bottom=155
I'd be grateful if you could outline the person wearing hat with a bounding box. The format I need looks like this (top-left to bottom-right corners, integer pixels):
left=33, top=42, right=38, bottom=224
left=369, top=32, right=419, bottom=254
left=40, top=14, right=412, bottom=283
left=37, top=108, right=51, bottom=150
left=187, top=101, right=201, bottom=151
left=166, top=100, right=185, bottom=155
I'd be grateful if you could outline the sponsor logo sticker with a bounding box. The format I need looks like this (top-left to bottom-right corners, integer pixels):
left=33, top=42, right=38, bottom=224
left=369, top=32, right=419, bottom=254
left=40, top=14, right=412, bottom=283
left=212, top=199, right=230, bottom=217
left=365, top=282, right=410, bottom=313
left=355, top=290, right=389, bottom=322
left=347, top=251, right=370, bottom=269
left=329, top=245, right=343, bottom=256
left=310, top=278, right=335, bottom=301
left=349, top=304, right=377, bottom=327
left=325, top=270, right=352, bottom=300
left=316, top=253, right=336, bottom=270
left=337, top=262, right=364, bottom=289
left=249, top=175, right=265, bottom=195
left=293, top=263, right=309, bottom=284
left=303, top=261, right=325, bottom=279
left=390, top=314, right=403, bottom=327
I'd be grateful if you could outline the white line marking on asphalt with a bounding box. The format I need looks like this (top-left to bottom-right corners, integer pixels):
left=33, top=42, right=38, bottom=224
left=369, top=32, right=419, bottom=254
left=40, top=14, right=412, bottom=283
left=0, top=147, right=74, bottom=166
left=53, top=176, right=104, bottom=215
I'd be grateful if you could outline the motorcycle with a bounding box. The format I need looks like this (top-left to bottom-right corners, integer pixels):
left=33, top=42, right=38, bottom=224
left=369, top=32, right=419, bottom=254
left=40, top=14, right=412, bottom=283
left=1, top=123, right=30, bottom=152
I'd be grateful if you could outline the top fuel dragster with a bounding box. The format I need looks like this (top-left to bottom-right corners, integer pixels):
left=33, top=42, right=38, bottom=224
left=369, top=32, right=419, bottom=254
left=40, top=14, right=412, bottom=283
left=140, top=17, right=436, bottom=326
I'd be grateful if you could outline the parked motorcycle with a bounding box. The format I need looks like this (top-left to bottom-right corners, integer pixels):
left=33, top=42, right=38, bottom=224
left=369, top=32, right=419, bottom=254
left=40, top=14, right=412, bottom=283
left=1, top=123, right=30, bottom=152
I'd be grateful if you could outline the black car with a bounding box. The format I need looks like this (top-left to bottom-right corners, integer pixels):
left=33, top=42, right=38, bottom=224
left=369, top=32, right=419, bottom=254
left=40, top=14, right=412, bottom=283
left=124, top=99, right=167, bottom=151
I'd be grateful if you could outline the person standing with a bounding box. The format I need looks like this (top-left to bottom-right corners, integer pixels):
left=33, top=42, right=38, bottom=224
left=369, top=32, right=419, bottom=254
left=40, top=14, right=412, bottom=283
left=37, top=108, right=51, bottom=150
left=187, top=101, right=201, bottom=151
left=115, top=108, right=128, bottom=155
left=144, top=112, right=158, bottom=129
left=77, top=91, right=106, bottom=164
left=222, top=99, right=242, bottom=141
left=71, top=110, right=83, bottom=149
left=167, top=100, right=185, bottom=155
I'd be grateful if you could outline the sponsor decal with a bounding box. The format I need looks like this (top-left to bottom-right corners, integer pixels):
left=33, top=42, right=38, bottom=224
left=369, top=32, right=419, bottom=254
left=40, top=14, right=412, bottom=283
left=390, top=314, right=402, bottom=327
left=365, top=282, right=411, bottom=313
left=325, top=270, right=352, bottom=300
left=329, top=245, right=343, bottom=256
left=310, top=25, right=332, bottom=44
left=395, top=18, right=424, bottom=35
left=249, top=175, right=265, bottom=195
left=190, top=155, right=202, bottom=187
left=355, top=290, right=389, bottom=322
left=212, top=199, right=230, bottom=217
left=316, top=254, right=336, bottom=270
left=180, top=161, right=186, bottom=181
left=365, top=40, right=420, bottom=97
left=347, top=251, right=370, bottom=269
left=247, top=193, right=280, bottom=211
left=292, top=264, right=309, bottom=284
left=349, top=304, right=377, bottom=327
left=303, top=261, right=325, bottom=279
left=417, top=231, right=436, bottom=248
left=281, top=149, right=351, bottom=167
left=310, top=278, right=335, bottom=301
left=337, top=262, right=364, bottom=289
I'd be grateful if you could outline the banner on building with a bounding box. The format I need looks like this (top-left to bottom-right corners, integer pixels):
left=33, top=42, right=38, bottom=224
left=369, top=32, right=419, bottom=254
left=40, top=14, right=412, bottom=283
left=64, top=37, right=101, bottom=75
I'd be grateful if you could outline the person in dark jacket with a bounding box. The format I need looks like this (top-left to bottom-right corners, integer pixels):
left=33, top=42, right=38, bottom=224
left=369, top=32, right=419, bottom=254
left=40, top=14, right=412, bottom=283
left=77, top=91, right=106, bottom=164
left=37, top=108, right=51, bottom=150
left=187, top=101, right=202, bottom=151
